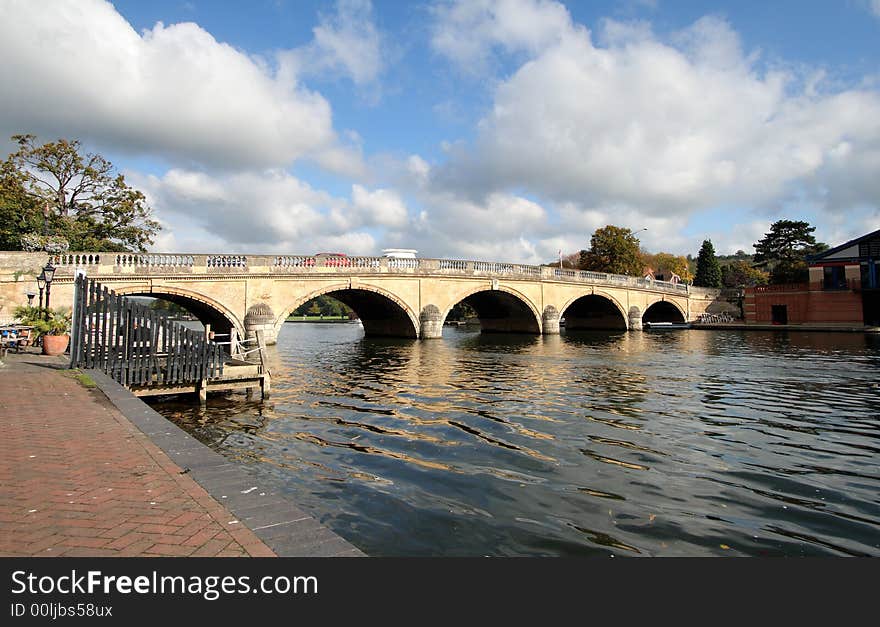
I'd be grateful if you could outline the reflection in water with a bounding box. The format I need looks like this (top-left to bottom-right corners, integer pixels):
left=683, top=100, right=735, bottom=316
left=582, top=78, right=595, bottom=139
left=150, top=324, right=880, bottom=557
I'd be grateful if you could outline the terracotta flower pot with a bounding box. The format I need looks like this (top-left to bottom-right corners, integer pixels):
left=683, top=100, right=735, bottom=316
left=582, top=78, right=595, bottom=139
left=42, top=334, right=70, bottom=356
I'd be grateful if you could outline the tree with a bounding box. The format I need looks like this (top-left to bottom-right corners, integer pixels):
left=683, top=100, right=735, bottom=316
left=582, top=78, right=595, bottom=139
left=293, top=295, right=353, bottom=318
left=643, top=252, right=691, bottom=283
left=721, top=259, right=769, bottom=288
left=0, top=159, right=42, bottom=249
left=753, top=219, right=826, bottom=284
left=447, top=302, right=477, bottom=321
left=2, top=134, right=160, bottom=251
left=694, top=239, right=722, bottom=288
left=579, top=225, right=643, bottom=276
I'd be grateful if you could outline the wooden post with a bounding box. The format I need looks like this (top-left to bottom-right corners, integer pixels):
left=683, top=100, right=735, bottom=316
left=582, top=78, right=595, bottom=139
left=255, top=329, right=270, bottom=399
left=255, top=330, right=267, bottom=371
left=229, top=327, right=239, bottom=358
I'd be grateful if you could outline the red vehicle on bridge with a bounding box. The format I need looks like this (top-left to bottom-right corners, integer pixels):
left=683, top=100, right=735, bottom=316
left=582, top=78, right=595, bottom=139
left=315, top=252, right=351, bottom=267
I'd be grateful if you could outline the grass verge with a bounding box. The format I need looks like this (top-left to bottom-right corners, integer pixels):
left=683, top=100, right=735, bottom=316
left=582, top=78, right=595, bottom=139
left=63, top=369, right=97, bottom=388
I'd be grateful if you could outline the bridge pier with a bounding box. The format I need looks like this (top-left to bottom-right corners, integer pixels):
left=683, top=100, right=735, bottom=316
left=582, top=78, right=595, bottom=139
left=420, top=305, right=443, bottom=339
left=244, top=302, right=277, bottom=345
left=542, top=305, right=561, bottom=335
left=628, top=306, right=642, bottom=331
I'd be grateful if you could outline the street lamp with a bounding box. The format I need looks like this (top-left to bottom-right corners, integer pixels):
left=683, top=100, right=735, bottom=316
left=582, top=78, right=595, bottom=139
left=42, top=262, right=56, bottom=318
left=633, top=227, right=648, bottom=237
left=26, top=291, right=35, bottom=307
left=37, top=271, right=46, bottom=312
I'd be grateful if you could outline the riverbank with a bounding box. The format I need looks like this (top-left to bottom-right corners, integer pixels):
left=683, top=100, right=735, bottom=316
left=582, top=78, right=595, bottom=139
left=286, top=316, right=356, bottom=323
left=693, top=322, right=880, bottom=333
left=0, top=350, right=363, bottom=557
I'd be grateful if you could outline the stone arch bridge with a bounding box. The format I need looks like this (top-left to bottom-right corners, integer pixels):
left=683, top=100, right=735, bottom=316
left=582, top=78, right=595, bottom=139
left=0, top=252, right=723, bottom=344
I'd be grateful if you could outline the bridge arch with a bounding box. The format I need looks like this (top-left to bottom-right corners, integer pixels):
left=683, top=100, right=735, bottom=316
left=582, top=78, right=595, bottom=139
left=112, top=286, right=243, bottom=338
left=275, top=282, right=420, bottom=339
left=642, top=298, right=687, bottom=324
left=559, top=292, right=629, bottom=330
left=440, top=285, right=542, bottom=335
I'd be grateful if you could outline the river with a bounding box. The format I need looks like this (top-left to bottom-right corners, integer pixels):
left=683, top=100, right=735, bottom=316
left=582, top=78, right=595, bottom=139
left=148, top=324, right=880, bottom=556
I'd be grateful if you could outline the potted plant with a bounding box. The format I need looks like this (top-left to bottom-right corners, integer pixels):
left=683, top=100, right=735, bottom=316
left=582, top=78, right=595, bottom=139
left=39, top=308, right=72, bottom=356
left=15, top=306, right=72, bottom=356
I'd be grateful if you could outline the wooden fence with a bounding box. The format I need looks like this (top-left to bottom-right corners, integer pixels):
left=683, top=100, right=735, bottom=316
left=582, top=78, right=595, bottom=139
left=70, top=275, right=225, bottom=387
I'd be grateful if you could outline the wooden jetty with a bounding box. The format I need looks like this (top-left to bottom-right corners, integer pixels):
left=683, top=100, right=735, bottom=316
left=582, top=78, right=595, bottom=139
left=71, top=276, right=270, bottom=403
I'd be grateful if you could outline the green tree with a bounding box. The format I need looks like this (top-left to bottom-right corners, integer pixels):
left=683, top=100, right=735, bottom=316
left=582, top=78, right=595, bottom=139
left=0, top=159, right=42, bottom=249
left=753, top=219, right=827, bottom=284
left=293, top=295, right=353, bottom=317
left=447, top=302, right=477, bottom=321
left=721, top=259, right=769, bottom=288
left=579, top=225, right=643, bottom=275
left=694, top=239, right=722, bottom=288
left=2, top=134, right=160, bottom=251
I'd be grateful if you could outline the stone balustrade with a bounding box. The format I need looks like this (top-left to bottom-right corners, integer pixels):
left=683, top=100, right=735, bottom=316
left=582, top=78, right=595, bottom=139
left=45, top=252, right=696, bottom=295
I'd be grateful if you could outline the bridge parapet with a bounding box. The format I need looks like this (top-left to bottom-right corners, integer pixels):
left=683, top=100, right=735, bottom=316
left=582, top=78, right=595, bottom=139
left=42, top=251, right=698, bottom=295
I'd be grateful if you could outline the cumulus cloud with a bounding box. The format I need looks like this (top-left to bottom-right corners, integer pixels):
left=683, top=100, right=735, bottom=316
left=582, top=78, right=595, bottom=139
left=130, top=169, right=421, bottom=255
left=431, top=0, right=573, bottom=72
left=133, top=169, right=339, bottom=247
left=0, top=0, right=360, bottom=171
left=390, top=187, right=552, bottom=261
left=430, top=3, right=880, bottom=228
left=286, top=0, right=385, bottom=87
left=351, top=185, right=409, bottom=228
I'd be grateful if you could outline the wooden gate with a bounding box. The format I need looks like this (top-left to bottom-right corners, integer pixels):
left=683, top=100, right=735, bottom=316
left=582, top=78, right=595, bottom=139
left=70, top=275, right=225, bottom=387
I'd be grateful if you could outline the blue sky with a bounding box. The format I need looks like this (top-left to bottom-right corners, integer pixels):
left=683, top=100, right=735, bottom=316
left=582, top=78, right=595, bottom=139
left=1, top=0, right=878, bottom=261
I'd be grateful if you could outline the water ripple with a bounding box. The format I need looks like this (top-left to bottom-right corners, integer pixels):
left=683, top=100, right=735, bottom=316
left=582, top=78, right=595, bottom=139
left=151, top=325, right=880, bottom=556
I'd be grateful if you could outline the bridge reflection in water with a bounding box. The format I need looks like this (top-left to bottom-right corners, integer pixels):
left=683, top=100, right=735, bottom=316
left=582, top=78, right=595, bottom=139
left=149, top=324, right=880, bottom=557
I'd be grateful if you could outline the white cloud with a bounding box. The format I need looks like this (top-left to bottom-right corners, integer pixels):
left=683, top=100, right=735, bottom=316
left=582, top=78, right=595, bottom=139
left=870, top=0, right=880, bottom=18
left=391, top=189, right=551, bottom=261
left=132, top=169, right=419, bottom=256
left=351, top=185, right=409, bottom=228
left=429, top=7, right=880, bottom=228
left=0, top=0, right=360, bottom=171
left=311, top=0, right=384, bottom=86
left=134, top=169, right=337, bottom=246
left=431, top=0, right=573, bottom=72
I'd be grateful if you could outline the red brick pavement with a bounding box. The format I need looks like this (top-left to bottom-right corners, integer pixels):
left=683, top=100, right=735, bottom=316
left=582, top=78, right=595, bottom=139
left=0, top=356, right=276, bottom=557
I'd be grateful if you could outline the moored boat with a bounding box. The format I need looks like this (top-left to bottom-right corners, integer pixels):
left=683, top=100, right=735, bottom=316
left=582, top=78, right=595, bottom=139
left=644, top=321, right=691, bottom=329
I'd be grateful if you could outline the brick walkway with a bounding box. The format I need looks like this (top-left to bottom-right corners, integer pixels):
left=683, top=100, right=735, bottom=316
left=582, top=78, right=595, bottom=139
left=0, top=354, right=276, bottom=557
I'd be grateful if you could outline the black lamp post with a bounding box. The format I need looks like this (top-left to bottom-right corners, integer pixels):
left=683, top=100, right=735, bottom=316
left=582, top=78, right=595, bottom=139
left=42, top=262, right=56, bottom=318
left=26, top=291, right=35, bottom=307
left=37, top=271, right=46, bottom=312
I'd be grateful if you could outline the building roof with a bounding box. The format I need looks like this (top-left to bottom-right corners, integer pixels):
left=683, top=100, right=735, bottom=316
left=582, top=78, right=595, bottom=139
left=808, top=227, right=880, bottom=263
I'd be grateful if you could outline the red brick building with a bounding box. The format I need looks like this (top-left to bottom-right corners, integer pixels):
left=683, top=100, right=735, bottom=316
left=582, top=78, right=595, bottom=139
left=744, top=228, right=880, bottom=327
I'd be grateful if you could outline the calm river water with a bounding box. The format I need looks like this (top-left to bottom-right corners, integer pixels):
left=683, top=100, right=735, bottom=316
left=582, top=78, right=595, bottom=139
left=150, top=324, right=880, bottom=556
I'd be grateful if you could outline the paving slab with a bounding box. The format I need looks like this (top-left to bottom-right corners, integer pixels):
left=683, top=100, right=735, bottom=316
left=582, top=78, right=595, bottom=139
left=0, top=351, right=364, bottom=557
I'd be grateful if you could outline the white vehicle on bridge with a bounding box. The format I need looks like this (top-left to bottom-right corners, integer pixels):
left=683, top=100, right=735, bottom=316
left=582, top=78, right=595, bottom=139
left=381, top=249, right=418, bottom=259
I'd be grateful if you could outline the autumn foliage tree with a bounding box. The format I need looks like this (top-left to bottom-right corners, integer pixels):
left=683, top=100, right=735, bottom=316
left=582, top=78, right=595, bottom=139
left=579, top=225, right=643, bottom=276
left=721, top=259, right=769, bottom=288
left=1, top=134, right=160, bottom=251
left=642, top=251, right=691, bottom=282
